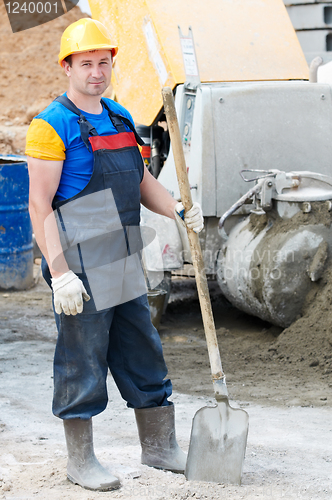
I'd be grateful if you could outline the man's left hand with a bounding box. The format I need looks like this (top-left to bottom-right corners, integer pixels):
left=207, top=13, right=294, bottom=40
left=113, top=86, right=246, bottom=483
left=175, top=202, right=204, bottom=233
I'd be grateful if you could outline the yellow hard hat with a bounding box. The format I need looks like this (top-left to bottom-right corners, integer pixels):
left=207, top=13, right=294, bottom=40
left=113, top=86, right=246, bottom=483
left=58, top=18, right=118, bottom=65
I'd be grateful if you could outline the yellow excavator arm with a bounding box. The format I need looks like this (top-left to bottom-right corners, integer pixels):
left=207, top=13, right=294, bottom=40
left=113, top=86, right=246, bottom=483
left=89, top=0, right=309, bottom=125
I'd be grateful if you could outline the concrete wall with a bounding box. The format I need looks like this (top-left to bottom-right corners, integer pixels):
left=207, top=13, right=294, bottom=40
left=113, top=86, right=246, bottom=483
left=284, top=0, right=332, bottom=64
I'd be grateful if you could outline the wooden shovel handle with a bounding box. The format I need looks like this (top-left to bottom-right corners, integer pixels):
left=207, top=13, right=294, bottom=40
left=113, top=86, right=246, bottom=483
left=162, top=87, right=225, bottom=383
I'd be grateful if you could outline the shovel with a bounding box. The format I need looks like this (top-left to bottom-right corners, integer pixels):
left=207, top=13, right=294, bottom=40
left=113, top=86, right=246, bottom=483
left=162, top=87, right=249, bottom=485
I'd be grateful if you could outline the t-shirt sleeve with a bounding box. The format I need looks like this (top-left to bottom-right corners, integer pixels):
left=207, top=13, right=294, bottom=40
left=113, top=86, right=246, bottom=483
left=25, top=118, right=66, bottom=161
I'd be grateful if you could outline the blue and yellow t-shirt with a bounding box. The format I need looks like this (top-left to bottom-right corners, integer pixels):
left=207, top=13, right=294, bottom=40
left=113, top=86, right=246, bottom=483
left=25, top=95, right=135, bottom=201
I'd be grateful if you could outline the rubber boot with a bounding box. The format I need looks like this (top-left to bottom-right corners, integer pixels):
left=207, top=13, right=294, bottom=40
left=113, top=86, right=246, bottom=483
left=63, top=418, right=121, bottom=491
left=134, top=404, right=187, bottom=473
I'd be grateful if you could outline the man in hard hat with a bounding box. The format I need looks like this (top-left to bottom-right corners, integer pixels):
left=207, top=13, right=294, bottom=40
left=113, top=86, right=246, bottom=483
left=26, top=18, right=204, bottom=492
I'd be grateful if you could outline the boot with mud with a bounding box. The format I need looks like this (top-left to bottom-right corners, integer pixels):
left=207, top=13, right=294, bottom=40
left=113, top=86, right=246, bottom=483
left=63, top=418, right=121, bottom=491
left=134, top=403, right=187, bottom=473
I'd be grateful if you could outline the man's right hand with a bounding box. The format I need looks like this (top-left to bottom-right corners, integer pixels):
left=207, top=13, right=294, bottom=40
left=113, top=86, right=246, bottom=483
left=51, top=270, right=90, bottom=315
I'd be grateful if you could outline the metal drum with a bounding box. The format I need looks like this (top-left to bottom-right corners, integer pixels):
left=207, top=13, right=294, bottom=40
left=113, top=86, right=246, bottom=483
left=217, top=171, right=332, bottom=327
left=0, top=155, right=34, bottom=290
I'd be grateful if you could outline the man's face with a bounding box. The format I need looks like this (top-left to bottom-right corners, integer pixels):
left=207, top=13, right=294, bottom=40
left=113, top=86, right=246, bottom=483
left=62, top=50, right=112, bottom=97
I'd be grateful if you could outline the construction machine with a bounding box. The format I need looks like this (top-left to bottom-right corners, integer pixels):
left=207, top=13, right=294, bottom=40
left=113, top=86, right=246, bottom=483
left=88, top=0, right=332, bottom=327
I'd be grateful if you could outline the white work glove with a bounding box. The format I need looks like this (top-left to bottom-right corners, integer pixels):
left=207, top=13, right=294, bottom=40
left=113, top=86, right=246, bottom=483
left=51, top=270, right=90, bottom=316
left=175, top=202, right=204, bottom=233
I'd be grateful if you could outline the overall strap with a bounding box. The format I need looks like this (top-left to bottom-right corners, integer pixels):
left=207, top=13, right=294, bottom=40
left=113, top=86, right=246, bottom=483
left=101, top=99, right=145, bottom=146
left=54, top=95, right=98, bottom=151
left=101, top=99, right=127, bottom=133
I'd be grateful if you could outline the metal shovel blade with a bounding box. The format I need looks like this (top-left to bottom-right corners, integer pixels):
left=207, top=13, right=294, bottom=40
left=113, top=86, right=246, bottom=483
left=185, top=398, right=249, bottom=485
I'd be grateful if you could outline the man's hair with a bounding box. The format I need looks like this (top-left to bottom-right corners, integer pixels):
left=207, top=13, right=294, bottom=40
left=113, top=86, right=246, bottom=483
left=64, top=55, right=72, bottom=67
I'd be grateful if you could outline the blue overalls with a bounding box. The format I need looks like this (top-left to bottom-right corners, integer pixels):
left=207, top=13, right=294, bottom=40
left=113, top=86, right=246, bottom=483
left=42, top=95, right=172, bottom=420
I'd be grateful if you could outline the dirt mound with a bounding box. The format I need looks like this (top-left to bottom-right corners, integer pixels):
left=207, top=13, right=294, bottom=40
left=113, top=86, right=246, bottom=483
left=246, top=204, right=332, bottom=376
left=273, top=268, right=332, bottom=376
left=0, top=3, right=88, bottom=153
left=261, top=206, right=332, bottom=376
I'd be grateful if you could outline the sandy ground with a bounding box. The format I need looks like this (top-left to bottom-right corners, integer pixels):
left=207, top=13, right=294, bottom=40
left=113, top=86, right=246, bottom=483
left=0, top=269, right=331, bottom=500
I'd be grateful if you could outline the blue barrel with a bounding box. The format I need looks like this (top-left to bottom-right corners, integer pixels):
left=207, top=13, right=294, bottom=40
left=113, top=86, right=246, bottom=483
left=0, top=155, right=34, bottom=290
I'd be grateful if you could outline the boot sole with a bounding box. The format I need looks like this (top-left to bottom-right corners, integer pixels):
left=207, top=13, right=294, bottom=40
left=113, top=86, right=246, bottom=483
left=142, top=463, right=185, bottom=474
left=67, top=474, right=121, bottom=491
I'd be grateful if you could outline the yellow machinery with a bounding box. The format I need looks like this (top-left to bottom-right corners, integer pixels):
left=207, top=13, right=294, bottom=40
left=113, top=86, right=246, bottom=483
left=86, top=1, right=332, bottom=329
left=89, top=0, right=308, bottom=125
